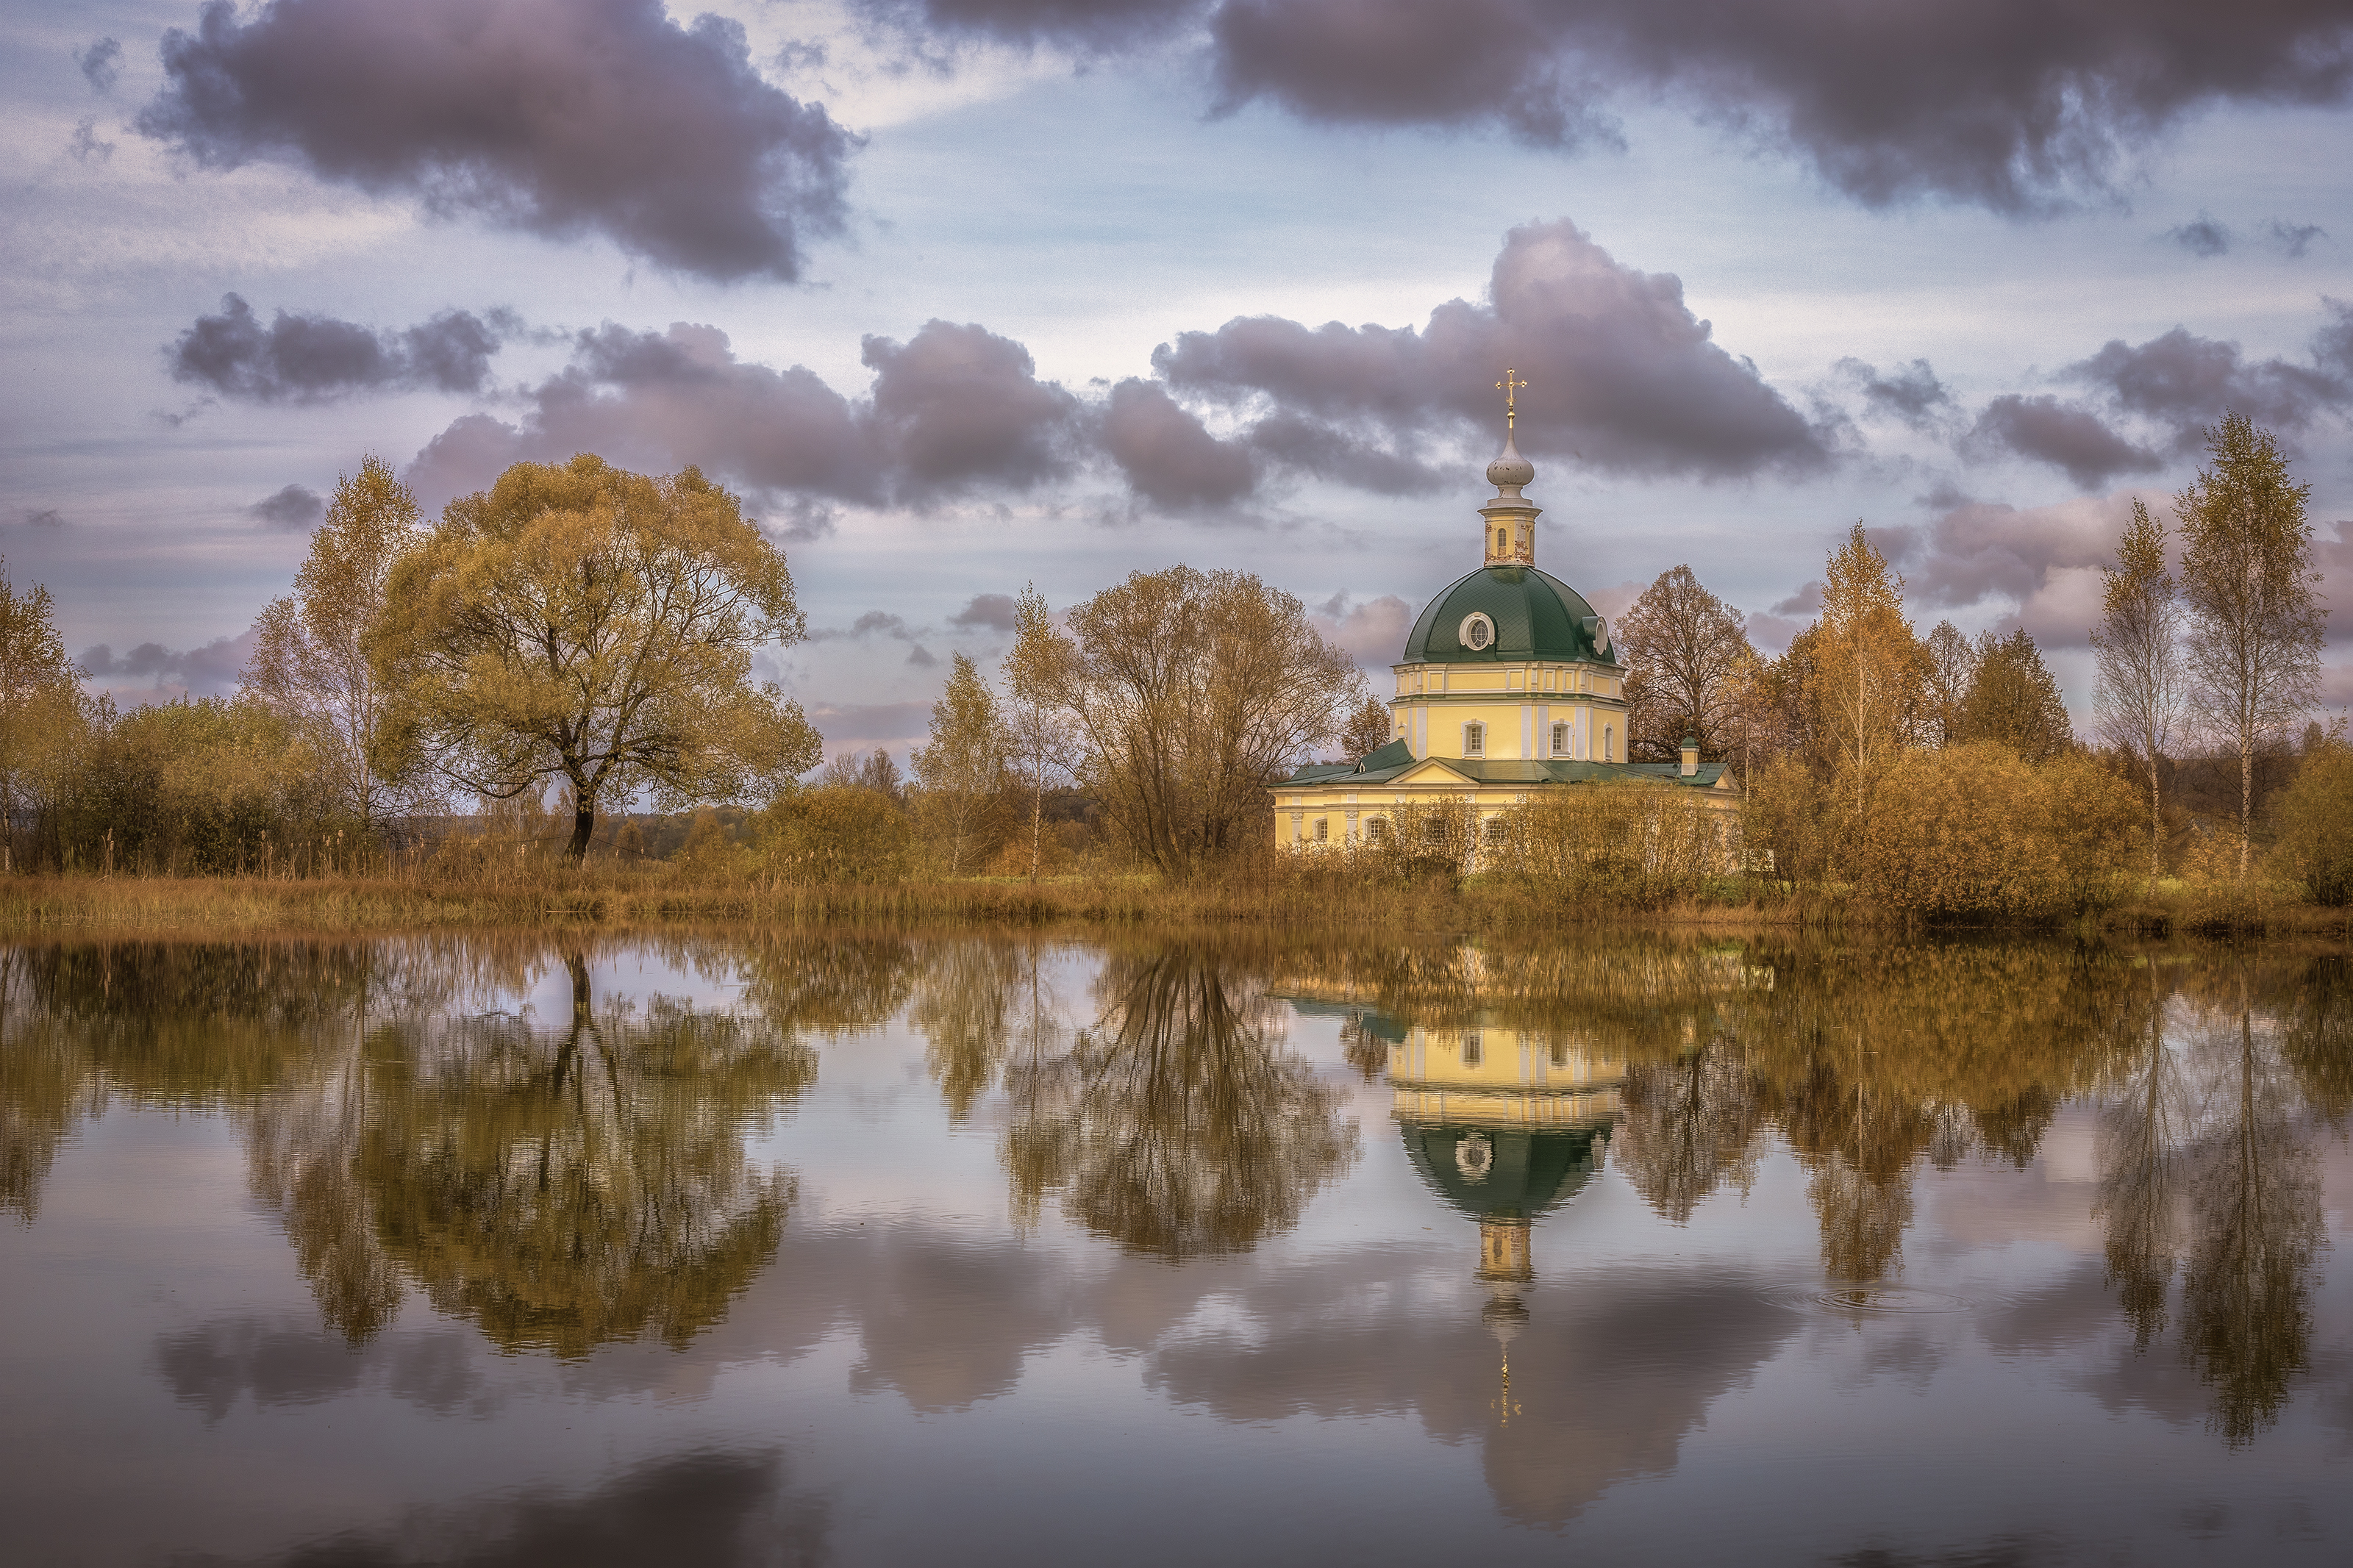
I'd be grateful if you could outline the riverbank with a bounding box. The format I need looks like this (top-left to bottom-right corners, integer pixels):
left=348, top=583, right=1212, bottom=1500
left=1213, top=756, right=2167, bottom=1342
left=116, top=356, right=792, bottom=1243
left=0, top=867, right=2342, bottom=941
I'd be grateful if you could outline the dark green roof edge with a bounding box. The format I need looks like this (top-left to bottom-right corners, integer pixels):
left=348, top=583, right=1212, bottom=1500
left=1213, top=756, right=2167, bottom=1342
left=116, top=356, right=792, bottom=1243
left=1284, top=758, right=1732, bottom=788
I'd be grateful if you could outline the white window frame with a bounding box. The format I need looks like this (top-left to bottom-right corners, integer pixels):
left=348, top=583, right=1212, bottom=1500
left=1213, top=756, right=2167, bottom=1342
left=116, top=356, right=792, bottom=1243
left=1549, top=720, right=1569, bottom=755
left=1463, top=721, right=1486, bottom=756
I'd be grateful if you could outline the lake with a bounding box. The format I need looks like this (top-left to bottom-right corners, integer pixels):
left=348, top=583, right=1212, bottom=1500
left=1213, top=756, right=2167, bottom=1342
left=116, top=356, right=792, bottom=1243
left=2, top=931, right=2349, bottom=1565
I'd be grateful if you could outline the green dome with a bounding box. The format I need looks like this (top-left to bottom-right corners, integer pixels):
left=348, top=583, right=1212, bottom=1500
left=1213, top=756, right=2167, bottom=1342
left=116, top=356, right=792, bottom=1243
left=1400, top=1124, right=1606, bottom=1222
left=1402, top=566, right=1616, bottom=665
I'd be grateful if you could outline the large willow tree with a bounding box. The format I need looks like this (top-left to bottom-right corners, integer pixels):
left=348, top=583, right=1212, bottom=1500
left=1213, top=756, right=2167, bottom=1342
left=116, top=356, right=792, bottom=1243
left=371, top=457, right=821, bottom=860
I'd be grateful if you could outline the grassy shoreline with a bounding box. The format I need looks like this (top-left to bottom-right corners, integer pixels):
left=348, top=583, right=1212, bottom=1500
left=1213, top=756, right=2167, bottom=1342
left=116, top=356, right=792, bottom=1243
left=0, top=869, right=2343, bottom=942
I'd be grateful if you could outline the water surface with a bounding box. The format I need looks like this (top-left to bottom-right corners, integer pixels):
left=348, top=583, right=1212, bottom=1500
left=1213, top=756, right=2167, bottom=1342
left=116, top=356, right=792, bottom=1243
left=3, top=931, right=2349, bottom=1565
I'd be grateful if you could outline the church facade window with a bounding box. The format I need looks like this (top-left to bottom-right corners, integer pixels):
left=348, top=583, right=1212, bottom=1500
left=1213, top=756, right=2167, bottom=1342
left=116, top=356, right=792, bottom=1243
left=1463, top=721, right=1485, bottom=756
left=1314, top=817, right=1329, bottom=842
left=1549, top=720, right=1569, bottom=755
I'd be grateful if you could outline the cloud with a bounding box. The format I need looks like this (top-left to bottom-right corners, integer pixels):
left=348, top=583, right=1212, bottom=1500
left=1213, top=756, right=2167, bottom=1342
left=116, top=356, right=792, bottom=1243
left=248, top=484, right=324, bottom=530
left=1964, top=393, right=2162, bottom=488
left=79, top=629, right=254, bottom=696
left=171, top=295, right=505, bottom=403
left=68, top=119, right=115, bottom=163
left=862, top=321, right=1085, bottom=498
left=1838, top=359, right=1957, bottom=432
left=948, top=593, right=1017, bottom=631
left=76, top=38, right=122, bottom=92
left=24, top=509, right=65, bottom=529
left=2065, top=323, right=2349, bottom=445
left=863, top=0, right=2353, bottom=213
left=1102, top=379, right=1257, bottom=509
left=1155, top=218, right=1829, bottom=482
left=2164, top=213, right=2231, bottom=257
left=802, top=700, right=934, bottom=761
left=2268, top=218, right=2328, bottom=257
left=406, top=322, right=879, bottom=509
left=1770, top=580, right=1823, bottom=617
left=1310, top=592, right=1413, bottom=665
left=906, top=645, right=939, bottom=667
left=138, top=0, right=854, bottom=284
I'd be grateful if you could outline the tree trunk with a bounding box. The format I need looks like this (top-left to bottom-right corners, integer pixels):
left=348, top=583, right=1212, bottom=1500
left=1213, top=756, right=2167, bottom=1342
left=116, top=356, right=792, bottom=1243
left=2147, top=751, right=2163, bottom=895
left=2239, top=735, right=2253, bottom=881
left=1029, top=784, right=1043, bottom=881
left=568, top=801, right=595, bottom=864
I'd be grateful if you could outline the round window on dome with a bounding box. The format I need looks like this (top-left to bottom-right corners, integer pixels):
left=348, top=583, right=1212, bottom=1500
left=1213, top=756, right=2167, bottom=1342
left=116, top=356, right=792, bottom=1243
left=1459, top=612, right=1495, bottom=651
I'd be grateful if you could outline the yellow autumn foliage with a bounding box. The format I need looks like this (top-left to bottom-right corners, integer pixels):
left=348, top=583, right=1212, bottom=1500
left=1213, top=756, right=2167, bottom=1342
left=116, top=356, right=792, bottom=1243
left=1853, top=742, right=2142, bottom=917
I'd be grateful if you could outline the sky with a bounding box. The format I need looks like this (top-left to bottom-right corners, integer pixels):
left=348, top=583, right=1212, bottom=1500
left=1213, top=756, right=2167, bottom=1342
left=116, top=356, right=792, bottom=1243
left=7, top=0, right=2353, bottom=761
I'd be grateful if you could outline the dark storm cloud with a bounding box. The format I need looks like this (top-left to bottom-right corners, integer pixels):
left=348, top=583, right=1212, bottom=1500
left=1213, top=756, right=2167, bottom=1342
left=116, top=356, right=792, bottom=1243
left=1101, top=379, right=1257, bottom=508
left=948, top=593, right=1017, bottom=631
left=1964, top=394, right=2163, bottom=488
left=2066, top=323, right=2350, bottom=442
left=862, top=322, right=1085, bottom=498
left=24, top=508, right=65, bottom=529
left=1838, top=358, right=1957, bottom=432
left=138, top=0, right=853, bottom=284
left=76, top=37, right=123, bottom=91
left=407, top=322, right=881, bottom=509
left=249, top=483, right=325, bottom=530
left=2163, top=214, right=2232, bottom=256
left=1154, top=218, right=1828, bottom=480
left=861, top=0, right=2353, bottom=212
left=170, top=295, right=505, bottom=403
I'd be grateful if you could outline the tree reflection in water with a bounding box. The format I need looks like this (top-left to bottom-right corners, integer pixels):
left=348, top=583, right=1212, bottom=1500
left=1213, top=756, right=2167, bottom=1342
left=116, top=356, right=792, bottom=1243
left=1004, top=948, right=1357, bottom=1259
left=1614, top=1038, right=1765, bottom=1223
left=257, top=952, right=815, bottom=1356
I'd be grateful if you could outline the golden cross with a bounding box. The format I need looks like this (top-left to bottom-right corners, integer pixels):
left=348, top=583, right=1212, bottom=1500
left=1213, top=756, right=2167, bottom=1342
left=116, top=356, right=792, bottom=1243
left=1496, top=369, right=1528, bottom=429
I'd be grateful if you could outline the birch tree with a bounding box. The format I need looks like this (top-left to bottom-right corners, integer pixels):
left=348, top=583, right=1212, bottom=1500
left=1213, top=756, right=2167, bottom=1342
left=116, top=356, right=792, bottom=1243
left=2092, top=499, right=2186, bottom=889
left=2177, top=414, right=2325, bottom=878
left=1001, top=584, right=1079, bottom=880
left=910, top=651, right=1010, bottom=875
left=1810, top=524, right=1921, bottom=820
left=241, top=456, right=425, bottom=828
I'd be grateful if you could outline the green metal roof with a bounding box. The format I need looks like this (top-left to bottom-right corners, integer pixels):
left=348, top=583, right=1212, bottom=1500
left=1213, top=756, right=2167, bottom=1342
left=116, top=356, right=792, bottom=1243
left=1402, top=566, right=1616, bottom=665
left=1400, top=1123, right=1606, bottom=1222
left=1285, top=755, right=1732, bottom=789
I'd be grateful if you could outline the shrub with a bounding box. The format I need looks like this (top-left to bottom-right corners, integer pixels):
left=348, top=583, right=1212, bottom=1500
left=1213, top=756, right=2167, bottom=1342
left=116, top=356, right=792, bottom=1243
left=2271, top=744, right=2353, bottom=906
left=1489, top=781, right=1726, bottom=909
left=754, top=786, right=911, bottom=884
left=1854, top=742, right=2140, bottom=918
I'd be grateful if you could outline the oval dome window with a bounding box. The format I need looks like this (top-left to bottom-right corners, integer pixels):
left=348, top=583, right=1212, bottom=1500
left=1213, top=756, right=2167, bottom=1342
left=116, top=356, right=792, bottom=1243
left=1459, top=612, right=1494, bottom=651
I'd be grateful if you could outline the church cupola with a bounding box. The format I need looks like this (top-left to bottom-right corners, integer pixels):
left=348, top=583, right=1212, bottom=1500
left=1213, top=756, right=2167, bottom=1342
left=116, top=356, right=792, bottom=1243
left=1480, top=370, right=1539, bottom=568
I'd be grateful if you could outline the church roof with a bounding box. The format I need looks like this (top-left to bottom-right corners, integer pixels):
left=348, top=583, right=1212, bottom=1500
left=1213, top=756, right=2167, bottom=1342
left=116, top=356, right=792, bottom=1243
left=1402, top=565, right=1615, bottom=665
left=1399, top=1123, right=1605, bottom=1222
left=1284, top=750, right=1730, bottom=790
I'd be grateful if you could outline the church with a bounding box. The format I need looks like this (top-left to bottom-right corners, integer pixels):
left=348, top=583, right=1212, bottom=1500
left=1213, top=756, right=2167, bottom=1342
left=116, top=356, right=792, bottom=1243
left=1275, top=383, right=1742, bottom=851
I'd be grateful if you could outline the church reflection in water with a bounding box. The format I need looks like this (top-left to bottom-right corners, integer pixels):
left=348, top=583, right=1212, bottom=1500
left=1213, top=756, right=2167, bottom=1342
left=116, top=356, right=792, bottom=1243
left=1374, top=1010, right=1624, bottom=1419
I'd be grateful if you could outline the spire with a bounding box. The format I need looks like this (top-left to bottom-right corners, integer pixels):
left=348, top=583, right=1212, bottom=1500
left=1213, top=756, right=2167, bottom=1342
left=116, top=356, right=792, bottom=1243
left=1481, top=368, right=1538, bottom=566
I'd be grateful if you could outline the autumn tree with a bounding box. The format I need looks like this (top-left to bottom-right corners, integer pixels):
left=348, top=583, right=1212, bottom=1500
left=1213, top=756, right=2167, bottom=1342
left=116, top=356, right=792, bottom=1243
left=1919, top=620, right=1976, bottom=748
left=1001, top=584, right=1079, bottom=879
left=1957, top=629, right=2073, bottom=762
left=371, top=457, right=821, bottom=862
left=1337, top=695, right=1394, bottom=760
left=1809, top=524, right=1921, bottom=817
left=0, top=559, right=89, bottom=859
left=1616, top=565, right=1755, bottom=762
left=1051, top=567, right=1364, bottom=874
left=2092, top=499, right=2186, bottom=888
left=2177, top=414, right=2327, bottom=878
left=240, top=455, right=424, bottom=827
left=910, top=651, right=1011, bottom=875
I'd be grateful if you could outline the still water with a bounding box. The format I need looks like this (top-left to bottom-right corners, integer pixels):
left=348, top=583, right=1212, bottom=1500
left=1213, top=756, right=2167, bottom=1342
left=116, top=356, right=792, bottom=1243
left=2, top=932, right=2349, bottom=1565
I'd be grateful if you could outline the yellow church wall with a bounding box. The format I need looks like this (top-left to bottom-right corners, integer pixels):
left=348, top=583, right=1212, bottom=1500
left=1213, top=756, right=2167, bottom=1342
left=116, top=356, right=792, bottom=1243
left=1385, top=1023, right=1625, bottom=1128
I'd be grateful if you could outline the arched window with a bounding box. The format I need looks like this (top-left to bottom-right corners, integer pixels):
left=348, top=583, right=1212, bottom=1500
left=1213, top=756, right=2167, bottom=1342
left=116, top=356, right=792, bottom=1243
left=1496, top=527, right=1507, bottom=553
left=1463, top=722, right=1485, bottom=756
left=1604, top=725, right=1615, bottom=762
